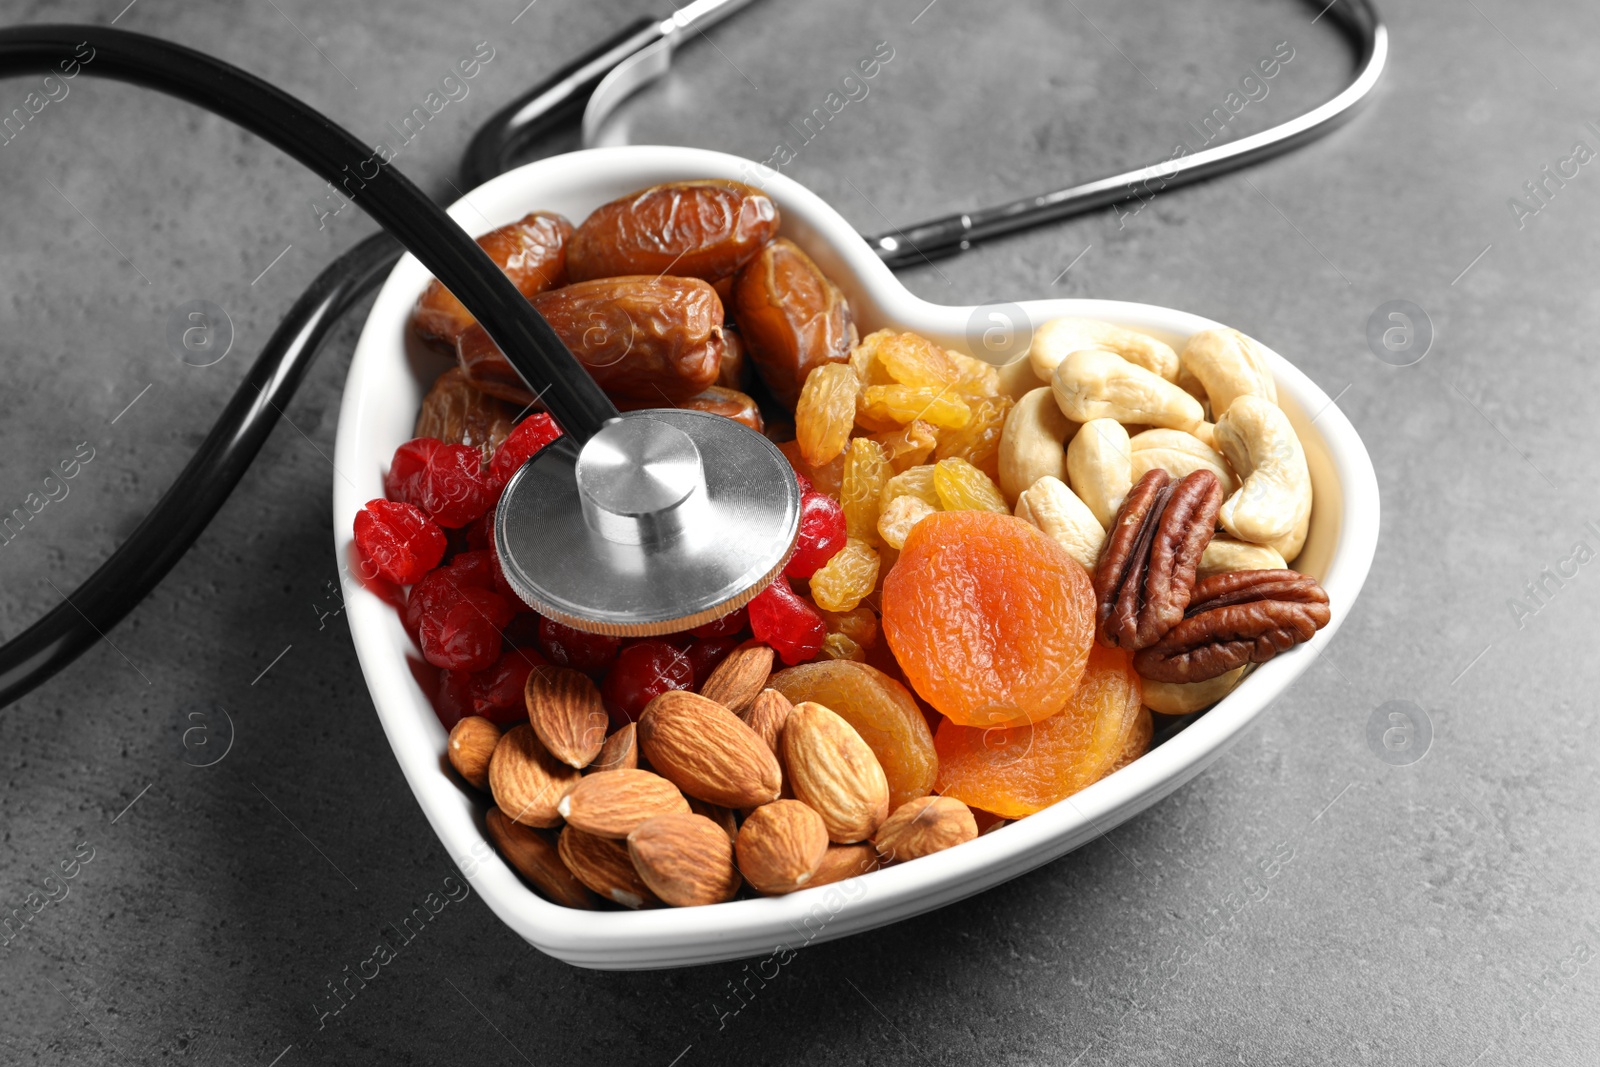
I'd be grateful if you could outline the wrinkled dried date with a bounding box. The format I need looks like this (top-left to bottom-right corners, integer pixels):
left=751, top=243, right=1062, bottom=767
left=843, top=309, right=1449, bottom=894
left=1132, top=569, right=1330, bottom=683
left=414, top=367, right=517, bottom=463
left=412, top=211, right=572, bottom=349
left=616, top=385, right=764, bottom=433
left=732, top=238, right=856, bottom=409
left=566, top=180, right=780, bottom=283
left=455, top=275, right=724, bottom=405
left=1094, top=468, right=1222, bottom=650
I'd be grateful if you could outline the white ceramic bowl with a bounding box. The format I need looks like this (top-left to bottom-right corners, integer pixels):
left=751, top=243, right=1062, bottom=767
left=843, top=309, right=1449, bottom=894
left=332, top=146, right=1380, bottom=970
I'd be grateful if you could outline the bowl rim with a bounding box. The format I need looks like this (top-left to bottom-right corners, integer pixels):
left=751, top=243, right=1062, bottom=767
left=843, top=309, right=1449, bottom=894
left=332, top=145, right=1380, bottom=970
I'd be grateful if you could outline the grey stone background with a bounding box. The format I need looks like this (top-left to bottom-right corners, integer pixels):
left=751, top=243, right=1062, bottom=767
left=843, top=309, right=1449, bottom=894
left=1, top=0, right=1596, bottom=1063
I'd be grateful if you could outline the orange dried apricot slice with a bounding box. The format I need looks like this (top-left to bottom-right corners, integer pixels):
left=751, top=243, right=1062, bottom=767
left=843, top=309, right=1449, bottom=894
left=933, top=644, right=1143, bottom=818
left=882, top=511, right=1094, bottom=727
left=769, top=659, right=937, bottom=810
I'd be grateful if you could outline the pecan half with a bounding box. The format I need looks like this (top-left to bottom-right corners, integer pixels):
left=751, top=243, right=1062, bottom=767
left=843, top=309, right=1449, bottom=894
left=1093, top=468, right=1223, bottom=650
left=1132, top=569, right=1330, bottom=683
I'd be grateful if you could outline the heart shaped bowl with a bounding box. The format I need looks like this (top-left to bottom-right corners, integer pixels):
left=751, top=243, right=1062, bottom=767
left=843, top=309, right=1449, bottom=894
left=332, top=145, right=1379, bottom=970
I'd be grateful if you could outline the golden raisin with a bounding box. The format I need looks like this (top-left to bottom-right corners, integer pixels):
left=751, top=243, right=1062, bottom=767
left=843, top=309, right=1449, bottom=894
left=809, top=537, right=880, bottom=612
left=816, top=604, right=879, bottom=650
left=820, top=632, right=866, bottom=662
left=859, top=385, right=971, bottom=430
left=880, top=464, right=940, bottom=510
left=870, top=420, right=938, bottom=473
left=840, top=438, right=890, bottom=546
left=945, top=349, right=1001, bottom=397
left=796, top=362, right=859, bottom=467
left=849, top=330, right=899, bottom=386
left=873, top=331, right=961, bottom=389
left=934, top=394, right=1014, bottom=481
left=933, top=457, right=1009, bottom=513
left=878, top=494, right=937, bottom=550
left=778, top=438, right=845, bottom=497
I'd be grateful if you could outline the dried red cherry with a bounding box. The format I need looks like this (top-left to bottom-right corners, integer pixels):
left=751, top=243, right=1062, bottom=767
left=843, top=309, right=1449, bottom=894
left=748, top=578, right=826, bottom=665
left=686, top=636, right=742, bottom=688
left=419, top=593, right=504, bottom=672
left=354, top=499, right=446, bottom=585
left=601, top=641, right=694, bottom=723
left=470, top=649, right=544, bottom=725
left=538, top=616, right=620, bottom=674
left=690, top=605, right=750, bottom=639
left=385, top=437, right=494, bottom=528
left=784, top=490, right=847, bottom=578
left=487, top=413, right=563, bottom=492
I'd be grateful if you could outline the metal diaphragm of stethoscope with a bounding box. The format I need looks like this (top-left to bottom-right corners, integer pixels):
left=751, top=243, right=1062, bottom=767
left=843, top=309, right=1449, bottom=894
left=0, top=0, right=1387, bottom=707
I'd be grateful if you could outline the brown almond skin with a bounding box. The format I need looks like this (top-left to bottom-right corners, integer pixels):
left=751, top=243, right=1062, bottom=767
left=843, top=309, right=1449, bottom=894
left=414, top=367, right=516, bottom=465
left=872, top=796, right=978, bottom=863
left=488, top=724, right=580, bottom=828
left=780, top=702, right=891, bottom=844
left=588, top=723, right=638, bottom=774
left=698, top=640, right=774, bottom=716
left=740, top=688, right=793, bottom=757
left=484, top=808, right=598, bottom=909
left=566, top=180, right=779, bottom=283
left=736, top=800, right=828, bottom=895
left=627, top=812, right=742, bottom=907
left=687, top=797, right=739, bottom=843
left=412, top=211, right=572, bottom=349
left=556, top=769, right=689, bottom=839
left=638, top=690, right=782, bottom=808
left=447, top=715, right=500, bottom=792
left=525, top=666, right=609, bottom=769
left=807, top=843, right=881, bottom=889
left=558, top=826, right=659, bottom=909
left=732, top=238, right=856, bottom=408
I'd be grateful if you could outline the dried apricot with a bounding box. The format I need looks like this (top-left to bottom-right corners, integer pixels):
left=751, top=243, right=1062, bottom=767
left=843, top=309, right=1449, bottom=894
left=871, top=420, right=938, bottom=472
left=882, top=511, right=1095, bottom=727
left=796, top=362, right=859, bottom=467
left=769, top=660, right=937, bottom=810
left=840, top=438, right=889, bottom=546
left=809, top=537, right=880, bottom=612
left=932, top=457, right=1008, bottom=513
left=933, top=645, right=1143, bottom=818
left=859, top=385, right=971, bottom=430
left=934, top=395, right=1013, bottom=482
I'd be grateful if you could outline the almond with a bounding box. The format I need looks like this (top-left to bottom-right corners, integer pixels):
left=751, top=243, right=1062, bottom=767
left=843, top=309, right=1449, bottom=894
left=556, top=769, right=689, bottom=838
left=872, top=795, right=978, bottom=862
left=447, top=716, right=500, bottom=791
left=558, top=826, right=659, bottom=908
left=588, top=722, right=638, bottom=774
left=698, top=640, right=774, bottom=715
left=808, top=842, right=881, bottom=889
left=687, top=796, right=739, bottom=843
left=740, top=688, right=793, bottom=757
left=627, top=812, right=742, bottom=907
left=488, top=724, right=580, bottom=828
left=735, top=800, right=828, bottom=895
left=780, top=702, right=890, bottom=843
left=484, top=807, right=598, bottom=909
left=525, top=665, right=609, bottom=769
left=638, top=690, right=782, bottom=808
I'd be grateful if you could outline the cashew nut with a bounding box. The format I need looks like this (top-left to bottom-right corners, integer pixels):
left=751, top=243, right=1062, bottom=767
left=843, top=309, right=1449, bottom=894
left=1196, top=536, right=1287, bottom=581
left=1143, top=667, right=1247, bottom=716
left=1180, top=328, right=1277, bottom=416
left=1014, top=476, right=1106, bottom=572
left=998, top=387, right=1076, bottom=502
left=1192, top=420, right=1217, bottom=449
left=1128, top=428, right=1238, bottom=496
left=1176, top=361, right=1211, bottom=418
left=1213, top=395, right=1312, bottom=561
left=1051, top=347, right=1204, bottom=432
left=1029, top=317, right=1180, bottom=383
left=1066, top=417, right=1133, bottom=529
left=996, top=353, right=1043, bottom=401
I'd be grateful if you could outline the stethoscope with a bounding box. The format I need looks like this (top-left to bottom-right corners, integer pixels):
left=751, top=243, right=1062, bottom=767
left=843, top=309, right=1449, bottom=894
left=0, top=0, right=1386, bottom=708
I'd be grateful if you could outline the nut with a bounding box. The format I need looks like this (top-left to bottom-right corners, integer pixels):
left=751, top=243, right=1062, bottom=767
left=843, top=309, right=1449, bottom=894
left=877, top=493, right=937, bottom=551
left=1051, top=347, right=1204, bottom=431
left=687, top=796, right=739, bottom=842
left=1094, top=469, right=1223, bottom=650
left=556, top=769, right=690, bottom=839
left=698, top=640, right=775, bottom=716
left=484, top=807, right=598, bottom=909
left=525, top=665, right=609, bottom=769
left=780, top=702, right=891, bottom=843
left=1213, top=396, right=1312, bottom=561
left=1066, top=417, right=1133, bottom=529
left=806, top=843, right=882, bottom=888
left=1179, top=328, right=1277, bottom=416
left=998, top=386, right=1076, bottom=502
left=1128, top=428, right=1238, bottom=496
left=627, top=812, right=743, bottom=907
left=740, top=687, right=793, bottom=757
left=557, top=826, right=659, bottom=909
left=1014, top=475, right=1106, bottom=572
left=1196, top=537, right=1286, bottom=581
left=734, top=800, right=829, bottom=895
left=1132, top=569, right=1330, bottom=683
left=588, top=723, right=639, bottom=774
left=1029, top=316, right=1180, bottom=383
left=1142, top=666, right=1248, bottom=715
left=638, top=690, right=783, bottom=808
left=872, top=796, right=978, bottom=863
left=446, top=715, right=500, bottom=792
left=488, top=724, right=580, bottom=828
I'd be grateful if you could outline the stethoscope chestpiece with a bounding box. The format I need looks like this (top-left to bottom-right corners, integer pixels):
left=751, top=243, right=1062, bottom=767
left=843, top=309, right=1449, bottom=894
left=494, top=409, right=799, bottom=636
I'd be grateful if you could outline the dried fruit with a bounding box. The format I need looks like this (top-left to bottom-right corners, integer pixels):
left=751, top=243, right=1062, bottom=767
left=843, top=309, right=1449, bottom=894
left=385, top=437, right=494, bottom=528
left=412, top=211, right=572, bottom=348
left=796, top=363, right=860, bottom=468
left=785, top=491, right=847, bottom=579
left=353, top=499, right=446, bottom=585
left=747, top=578, right=827, bottom=665
left=872, top=795, right=978, bottom=862
left=733, top=238, right=856, bottom=408
left=537, top=616, right=619, bottom=675
left=840, top=438, right=889, bottom=546
left=877, top=493, right=937, bottom=551
left=768, top=660, right=937, bottom=811
left=740, top=687, right=793, bottom=756
left=932, top=457, right=1009, bottom=514
left=735, top=800, right=829, bottom=895
left=933, top=644, right=1144, bottom=818
left=859, top=384, right=971, bottom=430
left=820, top=632, right=865, bottom=662
left=418, top=586, right=509, bottom=672
left=637, top=690, right=783, bottom=808
left=815, top=605, right=879, bottom=650
left=781, top=702, right=891, bottom=843
left=870, top=419, right=938, bottom=472
left=880, top=464, right=940, bottom=510
left=808, top=537, right=880, bottom=612
left=697, top=640, right=774, bottom=715
left=488, top=724, right=581, bottom=827
left=601, top=641, right=694, bottom=723
left=1114, top=706, right=1153, bottom=772
left=933, top=394, right=1013, bottom=481
left=484, top=808, right=597, bottom=909
left=566, top=180, right=779, bottom=282
left=556, top=769, right=690, bottom=838
left=524, top=665, right=609, bottom=769
left=870, top=329, right=962, bottom=389
left=684, top=635, right=741, bottom=687
left=415, top=367, right=516, bottom=464
left=589, top=722, right=638, bottom=774
left=946, top=349, right=1002, bottom=397
left=777, top=438, right=845, bottom=497
left=486, top=413, right=563, bottom=493
left=881, top=511, right=1094, bottom=727
left=558, top=826, right=659, bottom=908
left=446, top=715, right=500, bottom=791
left=627, top=812, right=743, bottom=906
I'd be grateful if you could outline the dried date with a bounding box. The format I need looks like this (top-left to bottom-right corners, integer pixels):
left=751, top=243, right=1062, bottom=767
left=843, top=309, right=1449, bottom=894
left=566, top=180, right=779, bottom=283
left=411, top=211, right=572, bottom=349
left=414, top=367, right=517, bottom=463
left=732, top=238, right=856, bottom=409
left=616, top=385, right=764, bottom=433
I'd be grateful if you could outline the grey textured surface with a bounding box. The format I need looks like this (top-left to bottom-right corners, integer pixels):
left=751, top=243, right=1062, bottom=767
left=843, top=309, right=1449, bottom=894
left=2, top=0, right=1598, bottom=1063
